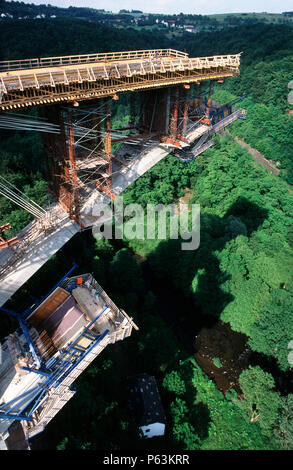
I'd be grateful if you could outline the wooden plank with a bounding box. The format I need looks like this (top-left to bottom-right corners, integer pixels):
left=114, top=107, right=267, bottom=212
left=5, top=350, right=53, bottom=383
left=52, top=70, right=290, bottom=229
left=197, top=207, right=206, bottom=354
left=28, top=287, right=70, bottom=327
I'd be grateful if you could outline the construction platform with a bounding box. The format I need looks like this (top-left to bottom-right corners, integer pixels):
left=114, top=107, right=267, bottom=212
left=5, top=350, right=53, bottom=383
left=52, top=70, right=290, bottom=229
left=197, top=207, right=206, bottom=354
left=0, top=271, right=138, bottom=448
left=0, top=49, right=240, bottom=111
left=0, top=48, right=244, bottom=307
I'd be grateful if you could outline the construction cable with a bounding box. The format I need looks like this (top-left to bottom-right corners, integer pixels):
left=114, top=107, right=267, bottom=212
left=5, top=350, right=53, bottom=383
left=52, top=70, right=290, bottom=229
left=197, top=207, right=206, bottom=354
left=0, top=177, right=46, bottom=218
left=0, top=187, right=43, bottom=218
left=0, top=175, right=46, bottom=214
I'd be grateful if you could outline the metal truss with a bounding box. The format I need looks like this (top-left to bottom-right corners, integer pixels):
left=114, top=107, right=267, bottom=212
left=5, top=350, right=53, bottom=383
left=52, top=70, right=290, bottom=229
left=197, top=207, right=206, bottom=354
left=0, top=50, right=241, bottom=111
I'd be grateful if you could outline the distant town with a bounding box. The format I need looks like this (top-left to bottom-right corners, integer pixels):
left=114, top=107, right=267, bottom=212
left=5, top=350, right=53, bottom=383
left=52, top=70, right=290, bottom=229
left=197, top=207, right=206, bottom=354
left=0, top=1, right=292, bottom=33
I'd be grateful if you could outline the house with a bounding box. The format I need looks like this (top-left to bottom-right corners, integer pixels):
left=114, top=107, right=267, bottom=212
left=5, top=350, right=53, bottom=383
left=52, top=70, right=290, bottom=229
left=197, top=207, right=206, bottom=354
left=1, top=13, right=13, bottom=18
left=125, top=373, right=166, bottom=438
left=183, top=25, right=199, bottom=33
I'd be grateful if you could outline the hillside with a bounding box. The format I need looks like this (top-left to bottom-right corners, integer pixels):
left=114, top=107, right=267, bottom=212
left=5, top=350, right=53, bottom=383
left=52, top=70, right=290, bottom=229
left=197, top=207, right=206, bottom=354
left=0, top=0, right=292, bottom=32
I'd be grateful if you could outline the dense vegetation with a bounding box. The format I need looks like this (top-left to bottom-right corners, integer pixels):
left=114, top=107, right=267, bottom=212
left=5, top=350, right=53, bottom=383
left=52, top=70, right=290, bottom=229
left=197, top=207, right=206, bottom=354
left=1, top=1, right=292, bottom=31
left=0, top=14, right=292, bottom=450
left=123, top=134, right=293, bottom=369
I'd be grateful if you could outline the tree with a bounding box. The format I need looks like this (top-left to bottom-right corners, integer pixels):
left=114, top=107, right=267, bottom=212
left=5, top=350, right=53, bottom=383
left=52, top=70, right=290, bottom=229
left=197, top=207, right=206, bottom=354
left=94, top=238, right=114, bottom=261
left=273, top=395, right=293, bottom=450
left=170, top=398, right=200, bottom=450
left=163, top=371, right=186, bottom=395
left=109, top=248, right=143, bottom=310
left=237, top=366, right=281, bottom=436
left=248, top=285, right=293, bottom=371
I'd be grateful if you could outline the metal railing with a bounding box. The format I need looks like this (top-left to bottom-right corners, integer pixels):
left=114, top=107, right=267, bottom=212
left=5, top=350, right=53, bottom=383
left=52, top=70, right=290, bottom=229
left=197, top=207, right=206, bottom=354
left=0, top=58, right=39, bottom=71
left=0, top=49, right=188, bottom=72
left=0, top=54, right=241, bottom=100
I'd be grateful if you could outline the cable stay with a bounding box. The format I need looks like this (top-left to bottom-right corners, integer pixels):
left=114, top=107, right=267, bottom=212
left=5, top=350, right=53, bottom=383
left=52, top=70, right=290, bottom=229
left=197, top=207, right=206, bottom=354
left=0, top=113, right=60, bottom=134
left=0, top=175, right=46, bottom=218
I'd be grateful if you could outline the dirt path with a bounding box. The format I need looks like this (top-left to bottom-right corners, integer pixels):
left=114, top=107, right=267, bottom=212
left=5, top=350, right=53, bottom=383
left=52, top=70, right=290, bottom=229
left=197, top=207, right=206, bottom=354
left=226, top=130, right=280, bottom=176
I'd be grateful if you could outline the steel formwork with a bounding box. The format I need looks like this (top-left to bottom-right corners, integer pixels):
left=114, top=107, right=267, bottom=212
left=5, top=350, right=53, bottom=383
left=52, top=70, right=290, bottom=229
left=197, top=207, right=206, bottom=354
left=0, top=50, right=240, bottom=112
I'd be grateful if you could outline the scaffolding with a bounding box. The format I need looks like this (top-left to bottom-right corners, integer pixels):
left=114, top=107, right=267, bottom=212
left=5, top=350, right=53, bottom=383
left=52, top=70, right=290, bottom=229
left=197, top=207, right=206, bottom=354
left=0, top=49, right=241, bottom=111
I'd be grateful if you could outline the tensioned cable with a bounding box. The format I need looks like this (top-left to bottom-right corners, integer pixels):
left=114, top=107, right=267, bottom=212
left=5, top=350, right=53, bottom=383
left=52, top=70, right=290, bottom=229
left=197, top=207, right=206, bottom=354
left=0, top=176, right=46, bottom=218
left=0, top=114, right=60, bottom=134
left=0, top=176, right=45, bottom=213
left=0, top=186, right=43, bottom=218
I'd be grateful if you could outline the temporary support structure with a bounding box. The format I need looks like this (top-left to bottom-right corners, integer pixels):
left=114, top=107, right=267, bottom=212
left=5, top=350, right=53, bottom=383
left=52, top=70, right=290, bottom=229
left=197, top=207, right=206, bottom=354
left=0, top=265, right=138, bottom=445
left=96, top=98, right=115, bottom=200
left=0, top=224, right=18, bottom=250
left=0, top=49, right=241, bottom=112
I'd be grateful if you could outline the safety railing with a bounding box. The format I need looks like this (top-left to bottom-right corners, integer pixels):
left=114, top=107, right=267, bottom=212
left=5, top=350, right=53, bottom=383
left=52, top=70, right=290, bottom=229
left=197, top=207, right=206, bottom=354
left=0, top=58, right=39, bottom=71
left=0, top=54, right=241, bottom=97
left=0, top=49, right=189, bottom=72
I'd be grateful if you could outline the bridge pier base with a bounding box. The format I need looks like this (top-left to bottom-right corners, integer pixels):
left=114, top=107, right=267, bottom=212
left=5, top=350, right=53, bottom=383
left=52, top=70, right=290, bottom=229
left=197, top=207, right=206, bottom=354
left=40, top=105, right=77, bottom=221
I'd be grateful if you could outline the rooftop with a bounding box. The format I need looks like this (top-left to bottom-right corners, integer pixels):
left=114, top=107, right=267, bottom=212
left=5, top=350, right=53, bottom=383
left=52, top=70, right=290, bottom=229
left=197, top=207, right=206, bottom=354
left=125, top=373, right=166, bottom=428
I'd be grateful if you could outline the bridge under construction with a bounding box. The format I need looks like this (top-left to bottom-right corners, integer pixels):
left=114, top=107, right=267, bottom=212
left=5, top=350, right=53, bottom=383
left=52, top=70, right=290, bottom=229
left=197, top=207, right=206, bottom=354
left=0, top=49, right=240, bottom=111
left=0, top=48, right=245, bottom=449
left=0, top=49, right=244, bottom=306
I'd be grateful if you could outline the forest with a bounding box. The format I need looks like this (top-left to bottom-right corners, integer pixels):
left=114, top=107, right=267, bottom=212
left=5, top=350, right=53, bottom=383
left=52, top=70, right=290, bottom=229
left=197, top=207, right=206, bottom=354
left=0, top=15, right=292, bottom=450
left=1, top=1, right=292, bottom=31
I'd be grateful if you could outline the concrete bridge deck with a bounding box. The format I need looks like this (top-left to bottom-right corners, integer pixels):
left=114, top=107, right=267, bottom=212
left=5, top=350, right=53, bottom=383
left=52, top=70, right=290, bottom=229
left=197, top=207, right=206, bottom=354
left=0, top=207, right=79, bottom=306
left=0, top=49, right=240, bottom=111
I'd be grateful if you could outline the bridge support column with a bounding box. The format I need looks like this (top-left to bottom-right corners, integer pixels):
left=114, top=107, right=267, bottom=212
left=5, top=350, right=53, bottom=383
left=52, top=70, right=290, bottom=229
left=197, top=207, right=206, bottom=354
left=165, top=88, right=171, bottom=136
left=181, top=86, right=190, bottom=139
left=96, top=98, right=115, bottom=200
left=201, top=80, right=214, bottom=125
left=166, top=87, right=180, bottom=147
left=92, top=107, right=103, bottom=153
left=67, top=111, right=80, bottom=224
left=139, top=92, right=146, bottom=131
left=40, top=105, right=76, bottom=219
left=129, top=92, right=136, bottom=126
left=199, top=83, right=203, bottom=106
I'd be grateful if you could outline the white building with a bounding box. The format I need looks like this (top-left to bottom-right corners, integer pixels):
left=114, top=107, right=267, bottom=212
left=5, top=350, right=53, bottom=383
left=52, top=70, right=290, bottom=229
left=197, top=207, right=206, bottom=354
left=125, top=373, right=166, bottom=438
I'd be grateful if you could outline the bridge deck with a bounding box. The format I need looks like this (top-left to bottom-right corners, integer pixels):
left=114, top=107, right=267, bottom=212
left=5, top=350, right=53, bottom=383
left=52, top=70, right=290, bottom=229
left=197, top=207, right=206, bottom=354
left=0, top=210, right=79, bottom=307
left=0, top=49, right=240, bottom=111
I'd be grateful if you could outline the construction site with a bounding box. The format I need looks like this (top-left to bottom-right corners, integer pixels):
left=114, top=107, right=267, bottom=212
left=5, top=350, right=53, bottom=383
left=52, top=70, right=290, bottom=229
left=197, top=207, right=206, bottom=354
left=0, top=48, right=245, bottom=448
